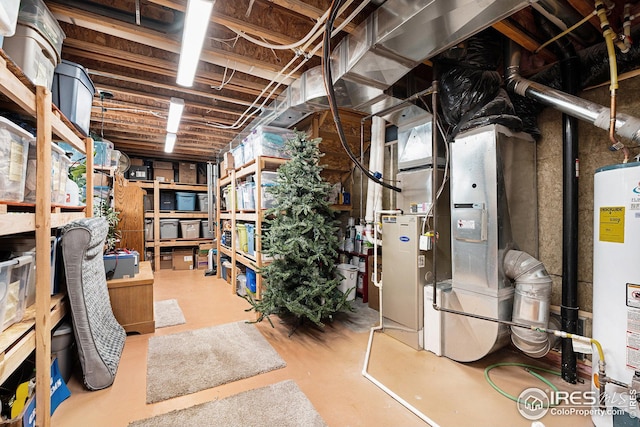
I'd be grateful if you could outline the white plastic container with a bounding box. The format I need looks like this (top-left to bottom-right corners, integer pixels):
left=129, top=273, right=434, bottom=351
left=145, top=218, right=154, bottom=241
left=245, top=125, right=295, bottom=160
left=257, top=171, right=278, bottom=209
left=0, top=255, right=33, bottom=332
left=0, top=116, right=33, bottom=202
left=24, top=142, right=65, bottom=203
left=159, top=219, right=179, bottom=239
left=0, top=0, right=20, bottom=36
left=2, top=23, right=58, bottom=87
left=17, top=0, right=65, bottom=57
left=179, top=219, right=200, bottom=239
left=58, top=154, right=72, bottom=204
left=336, top=263, right=358, bottom=301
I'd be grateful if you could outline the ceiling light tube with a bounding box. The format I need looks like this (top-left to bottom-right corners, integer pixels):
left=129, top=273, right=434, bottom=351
left=167, top=97, right=185, bottom=133
left=176, top=0, right=214, bottom=87
left=165, top=132, right=177, bottom=153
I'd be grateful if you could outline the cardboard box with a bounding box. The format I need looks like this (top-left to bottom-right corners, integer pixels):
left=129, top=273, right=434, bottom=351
left=153, top=160, right=173, bottom=170
left=196, top=254, right=209, bottom=270
left=159, top=252, right=172, bottom=270
left=367, top=255, right=382, bottom=311
left=197, top=164, right=207, bottom=184
left=154, top=167, right=174, bottom=182
left=93, top=171, right=110, bottom=186
left=172, top=248, right=194, bottom=270
left=178, top=162, right=197, bottom=184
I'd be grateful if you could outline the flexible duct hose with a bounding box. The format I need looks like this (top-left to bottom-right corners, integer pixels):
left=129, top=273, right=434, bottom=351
left=504, top=250, right=553, bottom=358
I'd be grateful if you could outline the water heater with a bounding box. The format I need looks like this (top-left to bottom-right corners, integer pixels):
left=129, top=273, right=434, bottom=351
left=592, top=162, right=640, bottom=426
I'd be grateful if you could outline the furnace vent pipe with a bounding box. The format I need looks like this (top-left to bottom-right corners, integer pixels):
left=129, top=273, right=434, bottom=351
left=505, top=41, right=640, bottom=145
left=504, top=250, right=553, bottom=358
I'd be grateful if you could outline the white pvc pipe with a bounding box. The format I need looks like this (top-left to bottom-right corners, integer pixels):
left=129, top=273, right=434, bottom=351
left=361, top=209, right=441, bottom=427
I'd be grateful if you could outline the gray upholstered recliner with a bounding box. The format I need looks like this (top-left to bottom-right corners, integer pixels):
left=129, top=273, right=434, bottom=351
left=60, top=217, right=126, bottom=390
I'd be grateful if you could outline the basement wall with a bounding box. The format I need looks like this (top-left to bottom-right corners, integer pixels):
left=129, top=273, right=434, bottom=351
left=536, top=73, right=640, bottom=332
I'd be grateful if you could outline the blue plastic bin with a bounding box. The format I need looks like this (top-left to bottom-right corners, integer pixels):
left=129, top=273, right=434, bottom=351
left=246, top=223, right=255, bottom=256
left=246, top=267, right=256, bottom=294
left=175, top=191, right=196, bottom=211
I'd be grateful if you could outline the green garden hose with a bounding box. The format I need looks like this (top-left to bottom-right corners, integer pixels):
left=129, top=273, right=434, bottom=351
left=484, top=362, right=561, bottom=405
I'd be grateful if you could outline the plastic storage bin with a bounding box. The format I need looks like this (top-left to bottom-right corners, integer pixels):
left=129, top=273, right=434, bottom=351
left=244, top=125, right=295, bottom=160
left=257, top=171, right=279, bottom=209
left=2, top=23, right=58, bottom=87
left=197, top=193, right=208, bottom=212
left=336, top=263, right=358, bottom=301
left=94, top=140, right=113, bottom=167
left=0, top=0, right=20, bottom=36
left=17, top=0, right=65, bottom=56
left=246, top=267, right=257, bottom=294
left=58, top=154, right=71, bottom=204
left=52, top=59, right=96, bottom=136
left=51, top=322, right=74, bottom=382
left=23, top=142, right=65, bottom=203
left=246, top=223, right=255, bottom=256
left=176, top=191, right=196, bottom=211
left=201, top=220, right=214, bottom=239
left=159, top=219, right=179, bottom=239
left=179, top=219, right=200, bottom=239
left=236, top=223, right=248, bottom=252
left=160, top=191, right=175, bottom=210
left=242, top=182, right=256, bottom=210
left=0, top=255, right=33, bottom=332
left=0, top=116, right=33, bottom=202
left=231, top=144, right=244, bottom=167
left=144, top=219, right=153, bottom=241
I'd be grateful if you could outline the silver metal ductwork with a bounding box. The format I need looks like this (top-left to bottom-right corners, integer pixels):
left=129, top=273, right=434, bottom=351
left=504, top=249, right=553, bottom=358
left=233, top=0, right=532, bottom=144
left=505, top=40, right=640, bottom=144
left=441, top=124, right=538, bottom=362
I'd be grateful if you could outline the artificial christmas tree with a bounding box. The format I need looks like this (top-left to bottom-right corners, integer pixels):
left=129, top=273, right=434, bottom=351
left=246, top=130, right=352, bottom=330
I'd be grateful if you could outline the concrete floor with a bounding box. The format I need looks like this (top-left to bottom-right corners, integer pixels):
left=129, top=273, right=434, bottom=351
left=51, top=269, right=594, bottom=427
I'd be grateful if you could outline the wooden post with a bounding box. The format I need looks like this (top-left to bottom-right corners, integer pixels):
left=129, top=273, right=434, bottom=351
left=230, top=169, right=237, bottom=295
left=35, top=86, right=52, bottom=427
left=84, top=137, right=94, bottom=216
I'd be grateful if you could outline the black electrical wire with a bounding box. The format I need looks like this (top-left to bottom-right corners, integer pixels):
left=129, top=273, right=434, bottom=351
left=322, top=0, right=402, bottom=193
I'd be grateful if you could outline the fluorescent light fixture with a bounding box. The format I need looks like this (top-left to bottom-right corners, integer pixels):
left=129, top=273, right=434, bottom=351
left=176, top=0, right=214, bottom=87
left=165, top=133, right=177, bottom=153
left=166, top=97, right=185, bottom=133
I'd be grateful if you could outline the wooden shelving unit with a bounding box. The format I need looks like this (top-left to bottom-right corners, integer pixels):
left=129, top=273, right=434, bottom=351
left=216, top=156, right=287, bottom=298
left=131, top=180, right=210, bottom=269
left=0, top=49, right=92, bottom=426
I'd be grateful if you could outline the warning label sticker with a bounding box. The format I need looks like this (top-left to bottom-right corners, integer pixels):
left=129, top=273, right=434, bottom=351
left=600, top=206, right=625, bottom=243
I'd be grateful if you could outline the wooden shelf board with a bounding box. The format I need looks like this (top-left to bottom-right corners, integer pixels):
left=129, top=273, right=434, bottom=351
left=130, top=181, right=206, bottom=191
left=154, top=239, right=213, bottom=248
left=150, top=211, right=208, bottom=219
left=0, top=294, right=67, bottom=385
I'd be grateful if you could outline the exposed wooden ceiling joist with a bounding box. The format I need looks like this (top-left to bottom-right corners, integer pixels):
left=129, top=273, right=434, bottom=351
left=49, top=2, right=300, bottom=83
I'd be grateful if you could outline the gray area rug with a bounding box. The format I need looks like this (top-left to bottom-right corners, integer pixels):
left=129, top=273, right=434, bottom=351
left=335, top=299, right=380, bottom=333
left=153, top=299, right=186, bottom=328
left=131, top=380, right=326, bottom=427
left=146, top=321, right=286, bottom=403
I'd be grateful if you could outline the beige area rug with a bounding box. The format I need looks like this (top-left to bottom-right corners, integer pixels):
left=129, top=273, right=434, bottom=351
left=146, top=321, right=286, bottom=403
left=131, top=380, right=326, bottom=427
left=335, top=299, right=380, bottom=333
left=153, top=299, right=186, bottom=328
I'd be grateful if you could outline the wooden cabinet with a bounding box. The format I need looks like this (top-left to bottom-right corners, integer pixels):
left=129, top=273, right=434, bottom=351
left=216, top=157, right=287, bottom=298
left=130, top=180, right=211, bottom=270
left=106, top=261, right=154, bottom=334
left=0, top=50, right=93, bottom=426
